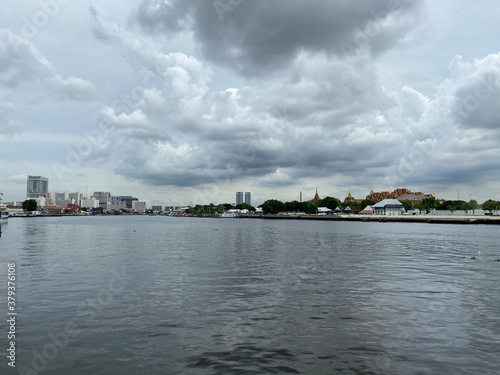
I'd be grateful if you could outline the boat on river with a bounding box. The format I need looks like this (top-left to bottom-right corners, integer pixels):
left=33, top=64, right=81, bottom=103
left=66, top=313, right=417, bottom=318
left=0, top=205, right=8, bottom=224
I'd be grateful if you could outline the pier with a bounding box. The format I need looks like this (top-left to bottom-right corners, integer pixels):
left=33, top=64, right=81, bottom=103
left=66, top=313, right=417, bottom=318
left=245, top=214, right=500, bottom=225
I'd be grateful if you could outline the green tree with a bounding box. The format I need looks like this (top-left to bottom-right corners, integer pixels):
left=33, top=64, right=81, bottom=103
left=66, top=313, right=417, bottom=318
left=360, top=199, right=376, bottom=208
left=482, top=199, right=500, bottom=214
left=316, top=196, right=341, bottom=210
left=448, top=203, right=458, bottom=214
left=300, top=202, right=317, bottom=214
left=259, top=199, right=285, bottom=214
left=418, top=196, right=437, bottom=214
left=399, top=200, right=414, bottom=212
left=437, top=200, right=470, bottom=214
left=22, top=199, right=38, bottom=212
left=458, top=201, right=472, bottom=213
left=222, top=203, right=233, bottom=211
left=468, top=199, right=478, bottom=215
left=284, top=200, right=300, bottom=212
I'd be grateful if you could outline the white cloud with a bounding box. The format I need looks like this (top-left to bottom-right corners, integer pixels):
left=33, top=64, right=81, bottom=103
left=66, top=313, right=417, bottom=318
left=45, top=74, right=96, bottom=101
left=100, top=106, right=150, bottom=129
left=7, top=174, right=27, bottom=184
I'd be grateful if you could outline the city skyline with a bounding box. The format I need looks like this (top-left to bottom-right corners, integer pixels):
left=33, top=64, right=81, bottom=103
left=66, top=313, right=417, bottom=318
left=1, top=1, right=500, bottom=205
left=5, top=177, right=485, bottom=209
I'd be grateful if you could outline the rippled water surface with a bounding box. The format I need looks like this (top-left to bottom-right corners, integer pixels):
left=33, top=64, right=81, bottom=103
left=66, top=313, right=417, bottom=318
left=1, top=216, right=500, bottom=374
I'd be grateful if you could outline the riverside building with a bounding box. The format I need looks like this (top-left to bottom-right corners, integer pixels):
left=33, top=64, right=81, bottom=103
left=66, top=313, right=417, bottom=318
left=236, top=192, right=244, bottom=205
left=27, top=176, right=49, bottom=199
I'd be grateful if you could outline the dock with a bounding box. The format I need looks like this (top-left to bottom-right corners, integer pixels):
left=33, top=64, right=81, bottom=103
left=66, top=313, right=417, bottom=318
left=244, top=214, right=500, bottom=225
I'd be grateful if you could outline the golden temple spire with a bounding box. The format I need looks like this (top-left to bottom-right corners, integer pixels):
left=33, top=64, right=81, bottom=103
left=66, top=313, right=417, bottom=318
left=312, top=187, right=321, bottom=204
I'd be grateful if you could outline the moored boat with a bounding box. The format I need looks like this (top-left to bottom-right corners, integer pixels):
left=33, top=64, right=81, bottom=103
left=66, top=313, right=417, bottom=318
left=0, top=205, right=8, bottom=224
left=219, top=212, right=237, bottom=218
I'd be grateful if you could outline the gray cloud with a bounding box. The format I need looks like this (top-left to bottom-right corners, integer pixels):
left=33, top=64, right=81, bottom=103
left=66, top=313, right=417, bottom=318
left=450, top=54, right=500, bottom=130
left=0, top=100, right=22, bottom=135
left=45, top=74, right=96, bottom=101
left=3, top=1, right=500, bottom=204
left=0, top=29, right=97, bottom=102
left=86, top=4, right=500, bottom=195
left=131, top=0, right=427, bottom=76
left=0, top=29, right=51, bottom=87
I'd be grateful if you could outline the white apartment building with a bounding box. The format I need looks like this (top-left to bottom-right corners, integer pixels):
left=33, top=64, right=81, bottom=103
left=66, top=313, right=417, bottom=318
left=80, top=198, right=99, bottom=209
left=132, top=201, right=148, bottom=213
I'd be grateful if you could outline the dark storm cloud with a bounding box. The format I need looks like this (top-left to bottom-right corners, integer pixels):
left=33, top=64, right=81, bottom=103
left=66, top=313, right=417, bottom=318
left=84, top=2, right=500, bottom=199
left=3, top=0, right=500, bottom=204
left=132, top=0, right=425, bottom=76
left=81, top=3, right=429, bottom=189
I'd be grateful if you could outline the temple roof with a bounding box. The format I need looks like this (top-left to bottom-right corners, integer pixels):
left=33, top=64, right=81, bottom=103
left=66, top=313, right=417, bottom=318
left=311, top=189, right=321, bottom=204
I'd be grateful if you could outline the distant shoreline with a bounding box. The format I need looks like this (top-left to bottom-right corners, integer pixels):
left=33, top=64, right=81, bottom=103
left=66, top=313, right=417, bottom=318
left=245, top=214, right=500, bottom=225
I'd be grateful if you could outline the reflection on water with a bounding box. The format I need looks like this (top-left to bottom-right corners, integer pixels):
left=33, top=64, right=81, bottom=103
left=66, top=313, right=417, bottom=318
left=1, top=216, right=500, bottom=374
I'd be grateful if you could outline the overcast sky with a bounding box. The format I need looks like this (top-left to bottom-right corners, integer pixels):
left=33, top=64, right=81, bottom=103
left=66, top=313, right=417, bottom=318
left=1, top=0, right=499, bottom=206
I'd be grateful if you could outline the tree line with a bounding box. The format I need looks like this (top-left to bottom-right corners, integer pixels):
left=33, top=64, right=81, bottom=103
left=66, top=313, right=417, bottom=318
left=18, top=197, right=500, bottom=215
left=185, top=203, right=256, bottom=215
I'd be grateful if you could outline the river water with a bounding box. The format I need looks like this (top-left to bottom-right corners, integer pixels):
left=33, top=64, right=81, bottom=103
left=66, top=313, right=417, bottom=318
left=1, top=216, right=499, bottom=374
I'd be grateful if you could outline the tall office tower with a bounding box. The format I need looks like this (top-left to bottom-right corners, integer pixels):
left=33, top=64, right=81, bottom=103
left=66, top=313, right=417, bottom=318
left=244, top=192, right=251, bottom=205
left=236, top=192, right=244, bottom=205
left=68, top=192, right=82, bottom=207
left=27, top=176, right=49, bottom=198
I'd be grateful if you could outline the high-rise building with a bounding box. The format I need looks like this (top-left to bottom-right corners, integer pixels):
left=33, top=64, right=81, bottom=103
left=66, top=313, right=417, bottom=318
left=93, top=192, right=111, bottom=210
left=68, top=192, right=82, bottom=207
left=236, top=192, right=243, bottom=205
left=120, top=196, right=138, bottom=209
left=53, top=192, right=68, bottom=206
left=27, top=176, right=49, bottom=199
left=245, top=192, right=251, bottom=205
